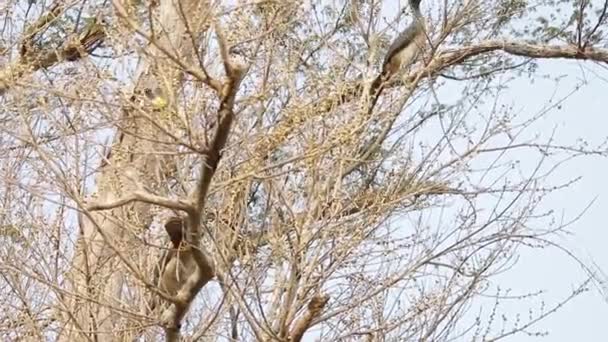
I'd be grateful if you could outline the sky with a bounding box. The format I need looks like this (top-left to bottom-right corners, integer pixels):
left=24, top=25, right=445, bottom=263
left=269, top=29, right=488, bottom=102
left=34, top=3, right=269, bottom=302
left=488, top=59, right=608, bottom=341
left=379, top=0, right=608, bottom=340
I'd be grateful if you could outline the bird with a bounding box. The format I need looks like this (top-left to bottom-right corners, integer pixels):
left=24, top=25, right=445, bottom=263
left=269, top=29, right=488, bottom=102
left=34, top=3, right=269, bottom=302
left=381, top=0, right=426, bottom=77
left=149, top=216, right=196, bottom=312
left=144, top=87, right=169, bottom=111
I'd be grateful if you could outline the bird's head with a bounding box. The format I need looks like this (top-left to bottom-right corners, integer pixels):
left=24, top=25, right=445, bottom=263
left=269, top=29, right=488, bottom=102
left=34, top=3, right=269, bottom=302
left=409, top=0, right=423, bottom=12
left=164, top=216, right=186, bottom=249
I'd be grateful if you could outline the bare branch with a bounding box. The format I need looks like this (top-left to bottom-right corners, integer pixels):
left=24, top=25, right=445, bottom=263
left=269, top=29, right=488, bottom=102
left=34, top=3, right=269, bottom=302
left=157, top=22, right=248, bottom=340
left=85, top=191, right=194, bottom=213
left=288, top=295, right=329, bottom=342
left=0, top=6, right=105, bottom=95
left=583, top=0, right=608, bottom=50
left=422, top=40, right=608, bottom=79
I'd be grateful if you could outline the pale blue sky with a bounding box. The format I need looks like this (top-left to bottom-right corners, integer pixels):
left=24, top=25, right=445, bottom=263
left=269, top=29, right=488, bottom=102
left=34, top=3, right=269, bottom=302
left=488, top=59, right=608, bottom=341
left=379, top=0, right=608, bottom=340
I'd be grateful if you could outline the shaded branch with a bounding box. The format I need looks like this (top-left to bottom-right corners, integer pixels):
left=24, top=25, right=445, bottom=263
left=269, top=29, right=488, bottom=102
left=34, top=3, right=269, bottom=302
left=288, top=295, right=329, bottom=342
left=20, top=3, right=63, bottom=58
left=1, top=8, right=106, bottom=95
left=583, top=0, right=608, bottom=50
left=193, top=24, right=247, bottom=214
left=159, top=24, right=248, bottom=341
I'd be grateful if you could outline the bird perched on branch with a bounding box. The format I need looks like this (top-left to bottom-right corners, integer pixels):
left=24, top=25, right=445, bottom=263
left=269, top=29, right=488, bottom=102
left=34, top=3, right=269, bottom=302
left=149, top=216, right=196, bottom=312
left=381, top=0, right=426, bottom=77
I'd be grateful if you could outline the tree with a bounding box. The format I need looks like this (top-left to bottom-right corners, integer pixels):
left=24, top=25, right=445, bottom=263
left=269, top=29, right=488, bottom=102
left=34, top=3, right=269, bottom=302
left=0, top=0, right=606, bottom=340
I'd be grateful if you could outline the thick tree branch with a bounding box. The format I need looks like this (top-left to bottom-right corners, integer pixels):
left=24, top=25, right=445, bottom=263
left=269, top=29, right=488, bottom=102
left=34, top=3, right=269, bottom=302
left=85, top=191, right=194, bottom=213
left=0, top=6, right=105, bottom=95
left=288, top=295, right=329, bottom=342
left=421, top=40, right=608, bottom=80
left=193, top=24, right=247, bottom=214
left=336, top=40, right=608, bottom=177
left=159, top=25, right=247, bottom=340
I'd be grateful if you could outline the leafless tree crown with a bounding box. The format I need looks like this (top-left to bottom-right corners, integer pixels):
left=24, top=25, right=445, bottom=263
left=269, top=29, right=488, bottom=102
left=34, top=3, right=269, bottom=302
left=0, top=0, right=607, bottom=341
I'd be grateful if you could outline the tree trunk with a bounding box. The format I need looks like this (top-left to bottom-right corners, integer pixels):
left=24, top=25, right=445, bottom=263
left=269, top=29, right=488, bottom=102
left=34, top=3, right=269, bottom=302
left=58, top=1, right=209, bottom=340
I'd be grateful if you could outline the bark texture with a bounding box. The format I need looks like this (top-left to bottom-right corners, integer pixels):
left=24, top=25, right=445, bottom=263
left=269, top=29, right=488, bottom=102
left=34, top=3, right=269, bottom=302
left=58, top=1, right=210, bottom=340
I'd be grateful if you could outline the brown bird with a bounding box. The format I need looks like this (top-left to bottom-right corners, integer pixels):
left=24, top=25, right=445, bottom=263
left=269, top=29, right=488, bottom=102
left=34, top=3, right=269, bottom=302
left=150, top=217, right=196, bottom=311
left=381, top=0, right=426, bottom=76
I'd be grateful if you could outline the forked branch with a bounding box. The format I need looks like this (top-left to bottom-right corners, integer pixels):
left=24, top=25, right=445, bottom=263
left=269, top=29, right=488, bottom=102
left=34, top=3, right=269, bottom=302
left=159, top=23, right=247, bottom=341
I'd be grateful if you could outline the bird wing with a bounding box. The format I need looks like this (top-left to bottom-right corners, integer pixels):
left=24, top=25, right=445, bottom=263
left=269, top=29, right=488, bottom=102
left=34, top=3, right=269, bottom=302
left=383, top=22, right=422, bottom=67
